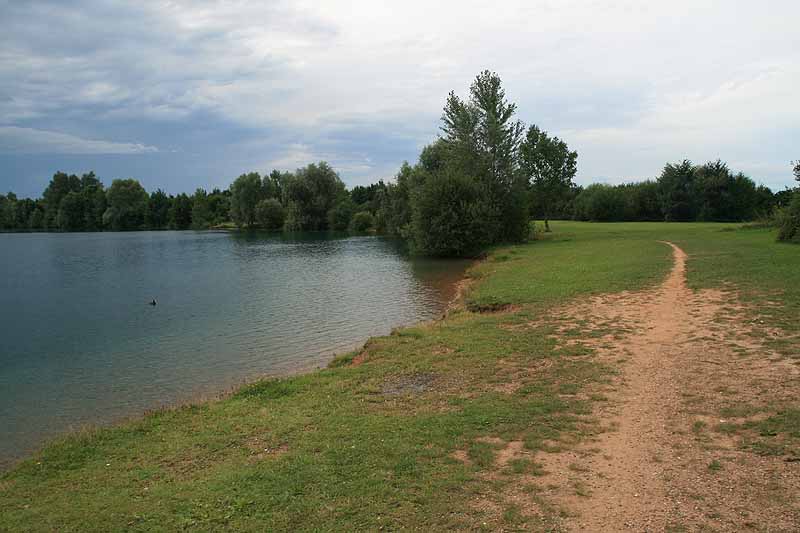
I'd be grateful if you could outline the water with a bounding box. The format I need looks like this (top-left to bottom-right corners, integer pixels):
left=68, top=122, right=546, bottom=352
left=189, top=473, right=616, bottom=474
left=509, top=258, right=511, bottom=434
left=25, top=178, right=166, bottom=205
left=0, top=231, right=467, bottom=468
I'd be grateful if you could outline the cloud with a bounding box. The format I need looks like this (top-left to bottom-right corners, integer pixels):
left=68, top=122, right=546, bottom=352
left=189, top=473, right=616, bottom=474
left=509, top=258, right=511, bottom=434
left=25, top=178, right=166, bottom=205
left=0, top=127, right=158, bottom=155
left=0, top=0, right=798, bottom=195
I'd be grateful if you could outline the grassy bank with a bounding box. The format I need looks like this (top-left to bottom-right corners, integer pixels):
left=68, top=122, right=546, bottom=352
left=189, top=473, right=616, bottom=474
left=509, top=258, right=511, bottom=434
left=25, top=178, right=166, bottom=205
left=1, top=222, right=798, bottom=531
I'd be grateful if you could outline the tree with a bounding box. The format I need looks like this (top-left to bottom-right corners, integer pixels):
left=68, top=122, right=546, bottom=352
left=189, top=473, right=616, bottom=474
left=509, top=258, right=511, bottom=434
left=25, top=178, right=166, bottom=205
left=146, top=189, right=171, bottom=229
left=191, top=188, right=212, bottom=229
left=0, top=193, right=16, bottom=230
left=56, top=191, right=86, bottom=230
left=410, top=170, right=494, bottom=257
left=520, top=125, right=578, bottom=231
left=778, top=161, right=800, bottom=243
left=255, top=198, right=286, bottom=230
left=572, top=184, right=628, bottom=222
left=206, top=188, right=231, bottom=226
left=440, top=70, right=528, bottom=242
left=657, top=160, right=697, bottom=221
left=169, top=193, right=192, bottom=230
left=350, top=211, right=375, bottom=233
left=229, top=172, right=264, bottom=228
left=327, top=198, right=356, bottom=231
left=103, top=179, right=148, bottom=230
left=283, top=162, right=347, bottom=231
left=621, top=181, right=662, bottom=221
left=79, top=172, right=106, bottom=230
left=42, top=172, right=81, bottom=229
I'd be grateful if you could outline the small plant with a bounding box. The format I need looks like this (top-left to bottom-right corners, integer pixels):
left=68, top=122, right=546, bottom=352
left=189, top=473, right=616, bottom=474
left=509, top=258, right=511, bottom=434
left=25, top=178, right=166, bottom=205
left=708, top=459, right=723, bottom=472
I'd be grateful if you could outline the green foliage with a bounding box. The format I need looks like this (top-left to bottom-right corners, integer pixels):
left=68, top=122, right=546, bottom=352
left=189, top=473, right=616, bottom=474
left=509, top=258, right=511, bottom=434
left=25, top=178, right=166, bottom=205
left=441, top=70, right=529, bottom=243
left=229, top=172, right=265, bottom=228
left=655, top=159, right=767, bottom=222
left=776, top=192, right=800, bottom=242
left=145, top=189, right=170, bottom=229
left=520, top=124, right=578, bottom=229
left=56, top=191, right=85, bottom=230
left=378, top=71, right=533, bottom=256
left=573, top=183, right=628, bottom=221
left=350, top=210, right=375, bottom=233
left=42, top=171, right=81, bottom=228
left=410, top=171, right=493, bottom=257
left=283, top=162, right=347, bottom=231
left=658, top=160, right=697, bottom=221
left=255, top=198, right=286, bottom=230
left=103, top=179, right=148, bottom=231
left=327, top=198, right=356, bottom=231
left=191, top=188, right=212, bottom=229
left=168, top=193, right=193, bottom=230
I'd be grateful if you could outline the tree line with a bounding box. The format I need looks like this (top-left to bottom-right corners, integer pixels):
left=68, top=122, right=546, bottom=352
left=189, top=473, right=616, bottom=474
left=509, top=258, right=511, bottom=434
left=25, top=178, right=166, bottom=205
left=0, top=165, right=384, bottom=234
left=2, top=72, right=796, bottom=253
left=569, top=160, right=782, bottom=223
left=776, top=161, right=800, bottom=243
left=0, top=172, right=232, bottom=232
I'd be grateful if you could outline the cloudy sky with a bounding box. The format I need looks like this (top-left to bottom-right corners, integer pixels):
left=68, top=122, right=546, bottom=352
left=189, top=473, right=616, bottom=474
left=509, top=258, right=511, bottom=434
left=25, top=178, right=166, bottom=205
left=1, top=0, right=798, bottom=197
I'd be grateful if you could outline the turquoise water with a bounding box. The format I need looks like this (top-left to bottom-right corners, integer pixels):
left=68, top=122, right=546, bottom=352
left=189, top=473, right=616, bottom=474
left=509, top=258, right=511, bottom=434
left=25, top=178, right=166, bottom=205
left=0, top=231, right=467, bottom=467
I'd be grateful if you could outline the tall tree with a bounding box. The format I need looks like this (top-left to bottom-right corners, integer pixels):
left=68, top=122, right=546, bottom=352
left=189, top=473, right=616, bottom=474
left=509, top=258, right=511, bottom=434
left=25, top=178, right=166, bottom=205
left=657, top=160, right=697, bottom=221
left=283, top=162, right=347, bottom=231
left=191, top=188, right=212, bottom=229
left=103, top=179, right=148, bottom=230
left=146, top=189, right=171, bottom=229
left=56, top=191, right=86, bottom=230
left=519, top=125, right=578, bottom=231
left=229, top=172, right=264, bottom=228
left=169, top=193, right=193, bottom=230
left=42, top=172, right=81, bottom=229
left=440, top=70, right=527, bottom=242
left=80, top=172, right=106, bottom=230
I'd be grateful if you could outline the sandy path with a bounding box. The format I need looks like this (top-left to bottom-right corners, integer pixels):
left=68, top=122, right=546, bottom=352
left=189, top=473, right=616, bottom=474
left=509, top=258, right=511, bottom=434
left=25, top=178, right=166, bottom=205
left=531, top=241, right=800, bottom=531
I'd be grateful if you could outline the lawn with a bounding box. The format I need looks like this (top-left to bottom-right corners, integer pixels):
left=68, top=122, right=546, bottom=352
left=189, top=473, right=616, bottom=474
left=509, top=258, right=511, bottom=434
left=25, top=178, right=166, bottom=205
left=1, top=222, right=797, bottom=531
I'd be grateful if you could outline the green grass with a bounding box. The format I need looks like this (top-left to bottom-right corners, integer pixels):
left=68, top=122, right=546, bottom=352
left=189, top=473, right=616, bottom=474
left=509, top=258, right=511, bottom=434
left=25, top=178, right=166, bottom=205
left=1, top=221, right=799, bottom=531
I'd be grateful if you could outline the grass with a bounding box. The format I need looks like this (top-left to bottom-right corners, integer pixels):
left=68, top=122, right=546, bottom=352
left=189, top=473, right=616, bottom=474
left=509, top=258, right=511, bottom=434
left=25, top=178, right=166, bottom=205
left=1, top=221, right=799, bottom=531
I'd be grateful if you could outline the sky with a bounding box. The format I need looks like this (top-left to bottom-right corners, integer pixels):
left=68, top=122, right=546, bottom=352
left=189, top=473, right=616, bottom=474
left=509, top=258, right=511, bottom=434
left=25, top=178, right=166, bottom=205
left=1, top=0, right=798, bottom=198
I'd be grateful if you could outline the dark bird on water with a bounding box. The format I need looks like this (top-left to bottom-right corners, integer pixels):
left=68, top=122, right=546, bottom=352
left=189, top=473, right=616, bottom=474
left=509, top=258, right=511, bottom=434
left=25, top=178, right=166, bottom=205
left=149, top=299, right=157, bottom=306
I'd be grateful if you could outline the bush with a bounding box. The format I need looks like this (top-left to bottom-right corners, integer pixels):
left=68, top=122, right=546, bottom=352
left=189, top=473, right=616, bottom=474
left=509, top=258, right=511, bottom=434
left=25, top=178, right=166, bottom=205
left=349, top=211, right=375, bottom=233
left=327, top=199, right=355, bottom=231
left=410, top=172, right=494, bottom=257
left=573, top=184, right=627, bottom=221
left=777, top=192, right=800, bottom=243
left=255, top=198, right=285, bottom=230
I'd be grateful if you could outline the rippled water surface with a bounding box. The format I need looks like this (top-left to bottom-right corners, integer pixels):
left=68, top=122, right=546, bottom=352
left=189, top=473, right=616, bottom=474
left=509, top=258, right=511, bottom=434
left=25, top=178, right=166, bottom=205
left=0, top=231, right=467, bottom=467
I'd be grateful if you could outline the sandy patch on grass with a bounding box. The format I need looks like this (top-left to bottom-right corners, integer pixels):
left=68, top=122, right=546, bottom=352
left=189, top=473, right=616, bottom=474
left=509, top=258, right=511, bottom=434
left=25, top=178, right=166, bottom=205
left=525, top=241, right=800, bottom=531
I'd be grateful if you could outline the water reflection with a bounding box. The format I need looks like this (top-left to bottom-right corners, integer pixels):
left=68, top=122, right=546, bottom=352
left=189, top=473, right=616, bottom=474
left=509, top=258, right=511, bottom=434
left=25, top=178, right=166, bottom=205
left=0, top=231, right=467, bottom=468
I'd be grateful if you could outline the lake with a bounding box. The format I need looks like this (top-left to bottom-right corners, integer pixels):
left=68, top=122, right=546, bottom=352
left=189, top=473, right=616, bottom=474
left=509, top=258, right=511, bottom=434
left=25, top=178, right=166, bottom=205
left=0, top=231, right=467, bottom=468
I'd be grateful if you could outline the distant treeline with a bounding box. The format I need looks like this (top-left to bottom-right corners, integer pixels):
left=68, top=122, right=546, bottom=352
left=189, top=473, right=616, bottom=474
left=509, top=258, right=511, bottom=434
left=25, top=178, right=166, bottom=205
left=776, top=161, right=800, bottom=243
left=568, top=160, right=791, bottom=223
left=0, top=165, right=383, bottom=233
left=2, top=72, right=798, bottom=253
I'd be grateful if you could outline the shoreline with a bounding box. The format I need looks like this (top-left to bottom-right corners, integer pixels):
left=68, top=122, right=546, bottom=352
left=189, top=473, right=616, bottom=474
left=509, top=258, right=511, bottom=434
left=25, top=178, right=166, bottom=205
left=0, top=260, right=471, bottom=473
left=3, top=222, right=799, bottom=531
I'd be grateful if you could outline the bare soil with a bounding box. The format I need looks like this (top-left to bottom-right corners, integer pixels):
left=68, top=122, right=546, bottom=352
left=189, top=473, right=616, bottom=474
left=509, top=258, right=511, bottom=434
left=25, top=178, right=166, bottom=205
left=467, top=242, right=800, bottom=531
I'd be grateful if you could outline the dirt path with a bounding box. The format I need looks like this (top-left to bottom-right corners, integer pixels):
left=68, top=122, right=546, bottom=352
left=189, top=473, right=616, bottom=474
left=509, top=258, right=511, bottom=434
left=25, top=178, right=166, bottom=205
left=512, top=241, right=799, bottom=531
left=541, top=243, right=800, bottom=531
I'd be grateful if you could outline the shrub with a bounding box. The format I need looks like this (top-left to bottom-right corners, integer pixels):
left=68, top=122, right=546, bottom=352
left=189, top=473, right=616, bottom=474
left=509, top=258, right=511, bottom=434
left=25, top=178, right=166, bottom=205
left=572, top=184, right=627, bottom=221
left=410, top=171, right=494, bottom=257
left=349, top=211, right=375, bottom=233
left=255, top=198, right=285, bottom=230
left=327, top=199, right=355, bottom=231
left=777, top=192, right=800, bottom=243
